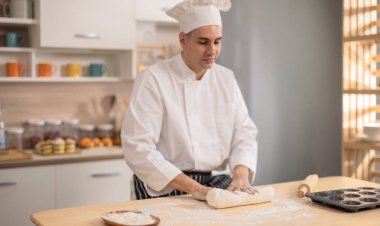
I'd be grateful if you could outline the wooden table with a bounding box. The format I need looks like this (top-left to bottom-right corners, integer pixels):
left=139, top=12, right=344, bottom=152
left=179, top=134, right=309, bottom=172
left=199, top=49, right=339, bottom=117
left=31, top=176, right=380, bottom=226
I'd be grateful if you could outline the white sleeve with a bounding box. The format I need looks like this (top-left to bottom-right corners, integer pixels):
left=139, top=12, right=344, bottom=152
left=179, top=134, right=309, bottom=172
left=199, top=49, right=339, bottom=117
left=228, top=77, right=258, bottom=183
left=121, top=70, right=181, bottom=192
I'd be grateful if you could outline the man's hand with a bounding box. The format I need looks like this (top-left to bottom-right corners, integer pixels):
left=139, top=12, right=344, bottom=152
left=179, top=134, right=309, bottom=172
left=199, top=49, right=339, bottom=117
left=169, top=173, right=212, bottom=201
left=191, top=185, right=212, bottom=201
left=227, top=165, right=257, bottom=195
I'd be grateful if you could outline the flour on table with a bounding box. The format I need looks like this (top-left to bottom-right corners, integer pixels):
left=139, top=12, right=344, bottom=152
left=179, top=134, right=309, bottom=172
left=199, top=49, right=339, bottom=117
left=137, top=197, right=316, bottom=226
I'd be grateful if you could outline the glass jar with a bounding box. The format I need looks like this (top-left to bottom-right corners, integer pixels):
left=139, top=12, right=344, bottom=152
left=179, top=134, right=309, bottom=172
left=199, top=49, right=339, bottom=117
left=44, top=119, right=62, bottom=140
left=79, top=124, right=95, bottom=139
left=0, top=104, right=5, bottom=151
left=96, top=123, right=114, bottom=139
left=6, top=127, right=24, bottom=151
left=27, top=120, right=45, bottom=148
left=62, top=119, right=79, bottom=140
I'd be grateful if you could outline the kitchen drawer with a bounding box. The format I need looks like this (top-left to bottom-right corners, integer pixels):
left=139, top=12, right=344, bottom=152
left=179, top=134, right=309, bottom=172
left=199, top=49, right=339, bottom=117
left=55, top=159, right=132, bottom=208
left=0, top=166, right=55, bottom=226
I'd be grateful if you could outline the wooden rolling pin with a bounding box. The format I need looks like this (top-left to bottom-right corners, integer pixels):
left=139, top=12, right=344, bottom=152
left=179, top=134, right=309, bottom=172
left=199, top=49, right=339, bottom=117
left=297, top=174, right=319, bottom=198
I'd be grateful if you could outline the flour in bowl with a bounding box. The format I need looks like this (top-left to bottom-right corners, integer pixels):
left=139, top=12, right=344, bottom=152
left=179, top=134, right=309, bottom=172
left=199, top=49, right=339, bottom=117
left=104, top=211, right=156, bottom=225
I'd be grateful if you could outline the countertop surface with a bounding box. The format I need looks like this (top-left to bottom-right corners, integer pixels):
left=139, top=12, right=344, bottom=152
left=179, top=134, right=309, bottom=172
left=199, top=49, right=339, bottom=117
left=0, top=147, right=124, bottom=169
left=31, top=176, right=380, bottom=226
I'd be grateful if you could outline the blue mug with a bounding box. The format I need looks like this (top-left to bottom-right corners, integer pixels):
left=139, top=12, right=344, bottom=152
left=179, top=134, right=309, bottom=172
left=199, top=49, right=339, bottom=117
left=89, top=63, right=107, bottom=77
left=5, top=32, right=23, bottom=47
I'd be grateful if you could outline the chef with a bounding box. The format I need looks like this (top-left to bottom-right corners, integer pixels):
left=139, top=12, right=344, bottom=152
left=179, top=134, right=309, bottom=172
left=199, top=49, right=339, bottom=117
left=122, top=0, right=258, bottom=200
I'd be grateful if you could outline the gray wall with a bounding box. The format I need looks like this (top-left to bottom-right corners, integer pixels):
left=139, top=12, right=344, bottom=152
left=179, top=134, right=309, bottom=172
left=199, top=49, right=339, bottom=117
left=219, top=0, right=342, bottom=185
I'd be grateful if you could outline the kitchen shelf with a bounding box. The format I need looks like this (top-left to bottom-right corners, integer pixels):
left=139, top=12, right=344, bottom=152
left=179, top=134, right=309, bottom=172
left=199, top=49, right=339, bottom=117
left=344, top=140, right=380, bottom=150
left=0, top=77, right=132, bottom=82
left=0, top=17, right=37, bottom=26
left=343, top=89, right=380, bottom=94
left=342, top=0, right=379, bottom=182
left=0, top=47, right=33, bottom=52
left=343, top=34, right=380, bottom=43
left=0, top=0, right=136, bottom=83
left=347, top=4, right=380, bottom=13
left=371, top=171, right=380, bottom=179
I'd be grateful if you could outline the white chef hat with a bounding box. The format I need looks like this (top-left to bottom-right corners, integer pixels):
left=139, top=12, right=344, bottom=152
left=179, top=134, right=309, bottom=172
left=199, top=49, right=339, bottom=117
left=166, top=0, right=231, bottom=33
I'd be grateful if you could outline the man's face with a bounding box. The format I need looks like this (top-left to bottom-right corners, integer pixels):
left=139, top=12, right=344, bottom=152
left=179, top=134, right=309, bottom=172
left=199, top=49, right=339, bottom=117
left=180, top=25, right=222, bottom=75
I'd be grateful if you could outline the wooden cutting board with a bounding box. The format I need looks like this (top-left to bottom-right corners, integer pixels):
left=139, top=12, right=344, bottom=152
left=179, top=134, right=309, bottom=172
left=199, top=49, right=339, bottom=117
left=0, top=149, right=32, bottom=161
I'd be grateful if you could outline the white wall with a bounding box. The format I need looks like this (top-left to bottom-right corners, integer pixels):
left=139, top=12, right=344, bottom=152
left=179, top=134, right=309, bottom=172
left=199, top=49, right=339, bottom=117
left=219, top=0, right=342, bottom=184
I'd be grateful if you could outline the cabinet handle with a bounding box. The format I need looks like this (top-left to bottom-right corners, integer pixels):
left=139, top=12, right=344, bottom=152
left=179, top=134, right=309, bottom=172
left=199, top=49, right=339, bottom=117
left=91, top=172, right=122, bottom=178
left=0, top=181, right=18, bottom=186
left=74, top=33, right=104, bottom=39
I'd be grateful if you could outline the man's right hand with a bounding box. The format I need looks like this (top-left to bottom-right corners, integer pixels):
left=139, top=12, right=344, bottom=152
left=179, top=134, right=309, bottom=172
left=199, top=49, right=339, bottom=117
left=191, top=185, right=212, bottom=201
left=168, top=173, right=212, bottom=201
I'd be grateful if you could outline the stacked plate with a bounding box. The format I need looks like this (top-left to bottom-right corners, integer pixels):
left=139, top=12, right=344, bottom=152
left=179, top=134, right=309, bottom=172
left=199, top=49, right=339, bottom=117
left=357, top=122, right=380, bottom=142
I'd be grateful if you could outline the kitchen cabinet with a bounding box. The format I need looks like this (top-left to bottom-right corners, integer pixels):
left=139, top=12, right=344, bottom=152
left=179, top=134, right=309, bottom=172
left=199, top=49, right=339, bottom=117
left=0, top=165, right=55, bottom=226
left=134, top=0, right=181, bottom=24
left=0, top=0, right=136, bottom=82
left=56, top=159, right=132, bottom=208
left=36, top=0, right=135, bottom=50
left=0, top=157, right=133, bottom=226
left=342, top=0, right=380, bottom=182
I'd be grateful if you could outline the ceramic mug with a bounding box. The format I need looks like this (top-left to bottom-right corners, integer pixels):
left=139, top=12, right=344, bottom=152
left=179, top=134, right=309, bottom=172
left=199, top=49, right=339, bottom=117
left=89, top=63, right=107, bottom=77
left=5, top=32, right=24, bottom=47
left=3, top=0, right=32, bottom=18
left=66, top=63, right=81, bottom=77
left=38, top=63, right=56, bottom=77
left=1, top=2, right=10, bottom=17
left=6, top=62, right=24, bottom=77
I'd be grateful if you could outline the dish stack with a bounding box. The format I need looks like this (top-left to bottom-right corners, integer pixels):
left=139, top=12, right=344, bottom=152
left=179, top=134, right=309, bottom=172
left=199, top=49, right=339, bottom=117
left=359, top=122, right=380, bottom=142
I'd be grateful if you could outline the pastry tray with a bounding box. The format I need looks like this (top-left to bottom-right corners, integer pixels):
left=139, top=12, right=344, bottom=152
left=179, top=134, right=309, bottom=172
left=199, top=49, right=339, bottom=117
left=33, top=149, right=81, bottom=156
left=306, top=187, right=380, bottom=212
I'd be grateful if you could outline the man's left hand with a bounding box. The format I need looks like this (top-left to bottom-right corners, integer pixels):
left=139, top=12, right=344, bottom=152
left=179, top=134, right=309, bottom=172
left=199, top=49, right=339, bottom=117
left=227, top=165, right=257, bottom=195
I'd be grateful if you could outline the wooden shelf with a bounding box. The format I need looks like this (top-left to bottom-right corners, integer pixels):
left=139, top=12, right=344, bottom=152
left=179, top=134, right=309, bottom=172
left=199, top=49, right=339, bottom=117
left=344, top=140, right=380, bottom=150
left=343, top=34, right=380, bottom=43
left=371, top=171, right=380, bottom=179
left=343, top=89, right=380, bottom=94
left=343, top=1, right=380, bottom=182
left=347, top=4, right=380, bottom=14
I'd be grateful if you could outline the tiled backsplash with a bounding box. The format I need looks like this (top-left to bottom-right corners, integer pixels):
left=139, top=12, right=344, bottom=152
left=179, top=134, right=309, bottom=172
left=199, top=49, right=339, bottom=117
left=0, top=82, right=133, bottom=127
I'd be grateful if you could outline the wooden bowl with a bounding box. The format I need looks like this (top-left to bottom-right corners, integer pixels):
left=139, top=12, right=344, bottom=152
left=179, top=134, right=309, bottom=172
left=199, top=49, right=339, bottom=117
left=101, top=210, right=160, bottom=226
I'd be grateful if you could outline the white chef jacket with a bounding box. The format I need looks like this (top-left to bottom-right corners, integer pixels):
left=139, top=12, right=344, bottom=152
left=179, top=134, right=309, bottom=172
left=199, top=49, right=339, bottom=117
left=122, top=54, right=258, bottom=196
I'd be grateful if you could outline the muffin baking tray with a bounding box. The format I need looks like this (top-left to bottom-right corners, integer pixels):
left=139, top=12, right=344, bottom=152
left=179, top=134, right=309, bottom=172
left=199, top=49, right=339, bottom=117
left=305, top=187, right=380, bottom=212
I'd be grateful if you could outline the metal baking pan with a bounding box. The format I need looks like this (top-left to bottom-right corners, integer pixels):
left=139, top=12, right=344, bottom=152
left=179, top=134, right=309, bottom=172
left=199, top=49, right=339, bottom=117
left=305, top=187, right=380, bottom=212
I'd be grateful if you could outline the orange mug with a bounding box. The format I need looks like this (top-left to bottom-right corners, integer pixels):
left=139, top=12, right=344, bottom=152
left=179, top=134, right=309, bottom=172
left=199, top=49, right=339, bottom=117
left=6, top=62, right=23, bottom=77
left=38, top=63, right=56, bottom=77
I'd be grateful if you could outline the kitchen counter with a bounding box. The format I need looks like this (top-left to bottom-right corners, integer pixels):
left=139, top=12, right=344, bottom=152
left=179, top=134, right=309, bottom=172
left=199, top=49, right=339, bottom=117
left=31, top=176, right=380, bottom=226
left=0, top=147, right=124, bottom=169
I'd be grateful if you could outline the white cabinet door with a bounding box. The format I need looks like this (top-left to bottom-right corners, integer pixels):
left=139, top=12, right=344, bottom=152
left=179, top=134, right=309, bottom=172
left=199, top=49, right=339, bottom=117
left=56, top=159, right=132, bottom=208
left=135, top=0, right=181, bottom=23
left=37, top=0, right=135, bottom=49
left=0, top=166, right=55, bottom=226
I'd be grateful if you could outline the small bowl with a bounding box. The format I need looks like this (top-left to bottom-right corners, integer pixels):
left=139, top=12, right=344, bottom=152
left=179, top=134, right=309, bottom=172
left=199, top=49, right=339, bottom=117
left=102, top=210, right=160, bottom=226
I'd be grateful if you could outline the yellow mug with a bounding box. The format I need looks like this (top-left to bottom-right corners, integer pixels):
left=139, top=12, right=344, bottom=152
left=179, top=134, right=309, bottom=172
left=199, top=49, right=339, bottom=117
left=66, top=63, right=81, bottom=77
